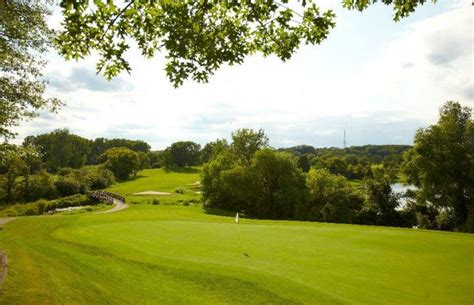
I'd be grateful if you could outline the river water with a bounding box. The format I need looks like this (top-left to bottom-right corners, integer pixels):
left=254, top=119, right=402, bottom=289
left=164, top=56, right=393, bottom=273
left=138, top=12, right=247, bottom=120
left=391, top=183, right=417, bottom=209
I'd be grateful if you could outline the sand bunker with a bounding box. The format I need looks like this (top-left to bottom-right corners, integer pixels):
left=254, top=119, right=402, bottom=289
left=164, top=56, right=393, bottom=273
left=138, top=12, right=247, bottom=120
left=133, top=191, right=172, bottom=196
left=187, top=181, right=201, bottom=186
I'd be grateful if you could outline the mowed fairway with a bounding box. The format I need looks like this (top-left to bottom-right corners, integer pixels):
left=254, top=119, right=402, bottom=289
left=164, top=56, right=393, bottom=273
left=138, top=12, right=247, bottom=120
left=107, top=168, right=201, bottom=195
left=0, top=170, right=473, bottom=304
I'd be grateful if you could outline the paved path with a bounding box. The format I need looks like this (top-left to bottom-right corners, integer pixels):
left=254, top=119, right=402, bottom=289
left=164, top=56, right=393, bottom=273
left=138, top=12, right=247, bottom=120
left=0, top=218, right=11, bottom=291
left=96, top=198, right=128, bottom=214
left=0, top=217, right=14, bottom=226
left=0, top=251, right=7, bottom=291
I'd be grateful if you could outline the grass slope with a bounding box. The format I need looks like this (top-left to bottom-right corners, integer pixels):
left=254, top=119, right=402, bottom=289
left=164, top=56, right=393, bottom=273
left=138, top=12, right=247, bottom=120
left=0, top=169, right=472, bottom=305
left=106, top=168, right=201, bottom=204
left=107, top=168, right=200, bottom=195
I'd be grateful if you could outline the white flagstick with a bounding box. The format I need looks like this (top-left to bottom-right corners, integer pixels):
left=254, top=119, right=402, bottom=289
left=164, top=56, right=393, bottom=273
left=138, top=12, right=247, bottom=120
left=235, top=212, right=241, bottom=253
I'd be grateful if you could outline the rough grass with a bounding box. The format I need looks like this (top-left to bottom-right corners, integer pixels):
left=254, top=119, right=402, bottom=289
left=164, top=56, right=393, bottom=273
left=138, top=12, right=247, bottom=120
left=0, top=168, right=473, bottom=304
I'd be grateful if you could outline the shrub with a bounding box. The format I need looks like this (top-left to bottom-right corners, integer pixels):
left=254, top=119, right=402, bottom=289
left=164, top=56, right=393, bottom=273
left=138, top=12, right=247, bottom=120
left=23, top=205, right=39, bottom=216
left=416, top=212, right=434, bottom=229
left=0, top=195, right=96, bottom=217
left=36, top=199, right=48, bottom=215
left=25, top=171, right=58, bottom=201
left=152, top=199, right=160, bottom=205
left=86, top=168, right=115, bottom=190
left=55, top=177, right=81, bottom=196
left=306, top=169, right=363, bottom=223
left=436, top=210, right=457, bottom=231
left=54, top=194, right=91, bottom=209
left=57, top=167, right=74, bottom=176
left=151, top=162, right=162, bottom=169
left=175, top=187, right=186, bottom=194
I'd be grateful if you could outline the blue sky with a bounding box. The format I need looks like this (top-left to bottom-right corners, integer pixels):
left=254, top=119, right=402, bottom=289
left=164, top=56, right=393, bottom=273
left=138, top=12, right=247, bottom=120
left=14, top=1, right=473, bottom=149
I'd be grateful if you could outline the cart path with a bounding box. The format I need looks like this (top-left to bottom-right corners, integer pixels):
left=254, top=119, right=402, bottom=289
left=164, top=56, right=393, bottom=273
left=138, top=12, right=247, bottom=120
left=96, top=198, right=128, bottom=214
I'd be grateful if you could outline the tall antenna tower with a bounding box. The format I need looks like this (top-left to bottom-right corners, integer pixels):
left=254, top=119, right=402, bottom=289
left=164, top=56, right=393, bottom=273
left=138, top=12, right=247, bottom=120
left=343, top=130, right=347, bottom=148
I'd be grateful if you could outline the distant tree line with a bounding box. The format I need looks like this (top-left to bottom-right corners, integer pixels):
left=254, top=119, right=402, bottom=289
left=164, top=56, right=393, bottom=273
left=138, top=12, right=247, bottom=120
left=279, top=144, right=410, bottom=181
left=23, top=130, right=152, bottom=170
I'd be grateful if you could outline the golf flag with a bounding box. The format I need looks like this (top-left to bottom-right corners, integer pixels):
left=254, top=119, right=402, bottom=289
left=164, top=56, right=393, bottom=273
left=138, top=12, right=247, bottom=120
left=235, top=212, right=239, bottom=224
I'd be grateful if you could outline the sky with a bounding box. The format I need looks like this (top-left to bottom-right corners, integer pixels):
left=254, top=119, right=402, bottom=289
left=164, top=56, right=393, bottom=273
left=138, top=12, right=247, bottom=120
left=12, top=0, right=474, bottom=150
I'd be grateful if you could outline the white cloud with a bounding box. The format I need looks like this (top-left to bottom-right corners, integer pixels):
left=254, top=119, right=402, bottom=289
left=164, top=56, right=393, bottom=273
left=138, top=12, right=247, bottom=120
left=348, top=0, right=473, bottom=119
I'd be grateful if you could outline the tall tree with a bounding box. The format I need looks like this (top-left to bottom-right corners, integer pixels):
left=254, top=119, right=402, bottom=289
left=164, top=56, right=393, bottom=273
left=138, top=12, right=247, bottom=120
left=100, top=147, right=140, bottom=180
left=306, top=169, right=363, bottom=223
left=363, top=173, right=400, bottom=225
left=231, top=128, right=269, bottom=166
left=55, top=0, right=433, bottom=86
left=202, top=148, right=307, bottom=219
left=0, top=144, right=41, bottom=203
left=0, top=0, right=62, bottom=140
left=201, top=139, right=229, bottom=163
left=87, top=137, right=151, bottom=164
left=163, top=141, right=201, bottom=168
left=297, top=155, right=311, bottom=172
left=403, top=101, right=473, bottom=228
left=24, top=129, right=92, bottom=171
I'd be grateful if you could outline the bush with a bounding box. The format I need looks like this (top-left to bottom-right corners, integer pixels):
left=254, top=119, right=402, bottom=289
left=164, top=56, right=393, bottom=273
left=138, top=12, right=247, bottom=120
left=152, top=199, right=160, bottom=205
left=36, top=199, right=47, bottom=215
left=25, top=171, right=58, bottom=201
left=175, top=187, right=186, bottom=194
left=23, top=205, right=39, bottom=216
left=306, top=169, right=364, bottom=223
left=86, top=168, right=115, bottom=190
left=0, top=195, right=97, bottom=217
left=57, top=167, right=74, bottom=176
left=151, top=162, right=162, bottom=169
left=53, top=194, right=92, bottom=209
left=55, top=177, right=81, bottom=196
left=416, top=212, right=434, bottom=229
left=436, top=210, right=457, bottom=231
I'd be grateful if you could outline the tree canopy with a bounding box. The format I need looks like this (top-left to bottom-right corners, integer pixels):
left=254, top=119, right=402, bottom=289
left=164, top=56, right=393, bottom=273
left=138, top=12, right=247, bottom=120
left=100, top=147, right=141, bottom=180
left=24, top=129, right=92, bottom=171
left=403, top=101, right=473, bottom=229
left=0, top=0, right=62, bottom=140
left=162, top=141, right=201, bottom=168
left=231, top=128, right=269, bottom=165
left=55, top=0, right=434, bottom=86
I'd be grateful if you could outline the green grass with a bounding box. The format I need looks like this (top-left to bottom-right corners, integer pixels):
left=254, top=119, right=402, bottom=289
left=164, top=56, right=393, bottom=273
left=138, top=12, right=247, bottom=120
left=107, top=168, right=200, bottom=195
left=0, top=168, right=473, bottom=304
left=107, top=168, right=201, bottom=205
